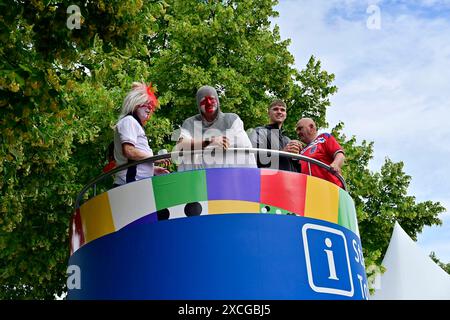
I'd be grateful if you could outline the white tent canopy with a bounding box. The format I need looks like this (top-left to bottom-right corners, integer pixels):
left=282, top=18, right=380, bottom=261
left=370, top=221, right=450, bottom=300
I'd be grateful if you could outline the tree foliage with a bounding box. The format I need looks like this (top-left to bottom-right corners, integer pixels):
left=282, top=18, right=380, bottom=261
left=1, top=0, right=165, bottom=299
left=430, top=252, right=450, bottom=274
left=0, top=0, right=445, bottom=298
left=332, top=123, right=445, bottom=274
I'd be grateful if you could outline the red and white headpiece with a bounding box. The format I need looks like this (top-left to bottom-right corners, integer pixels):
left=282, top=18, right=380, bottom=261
left=145, top=82, right=159, bottom=112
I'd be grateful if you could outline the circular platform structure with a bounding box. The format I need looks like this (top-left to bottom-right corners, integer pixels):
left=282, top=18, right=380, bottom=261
left=68, top=168, right=368, bottom=299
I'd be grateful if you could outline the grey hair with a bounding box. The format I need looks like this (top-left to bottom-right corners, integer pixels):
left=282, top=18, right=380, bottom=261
left=118, top=82, right=150, bottom=120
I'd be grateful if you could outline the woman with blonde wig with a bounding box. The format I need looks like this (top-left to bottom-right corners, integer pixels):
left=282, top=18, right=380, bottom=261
left=113, top=82, right=169, bottom=186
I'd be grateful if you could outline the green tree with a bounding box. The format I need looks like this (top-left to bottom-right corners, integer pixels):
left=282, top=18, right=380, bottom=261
left=0, top=0, right=167, bottom=299
left=150, top=0, right=335, bottom=131
left=430, top=252, right=450, bottom=274
left=0, top=0, right=445, bottom=298
left=331, top=123, right=445, bottom=275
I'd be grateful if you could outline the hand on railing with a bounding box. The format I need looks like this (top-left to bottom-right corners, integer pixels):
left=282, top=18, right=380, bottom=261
left=328, top=152, right=345, bottom=176
left=154, top=166, right=170, bottom=175
left=155, top=149, right=172, bottom=168
left=329, top=163, right=341, bottom=175
left=283, top=140, right=303, bottom=154
left=207, top=136, right=230, bottom=150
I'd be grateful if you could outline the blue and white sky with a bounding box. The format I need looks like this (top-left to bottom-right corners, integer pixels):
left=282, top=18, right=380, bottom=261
left=274, top=0, right=450, bottom=262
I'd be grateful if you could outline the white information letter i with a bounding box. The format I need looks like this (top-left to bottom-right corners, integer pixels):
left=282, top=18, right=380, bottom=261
left=324, top=238, right=339, bottom=280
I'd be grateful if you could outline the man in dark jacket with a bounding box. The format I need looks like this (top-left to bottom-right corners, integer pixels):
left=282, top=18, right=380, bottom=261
left=249, top=100, right=302, bottom=172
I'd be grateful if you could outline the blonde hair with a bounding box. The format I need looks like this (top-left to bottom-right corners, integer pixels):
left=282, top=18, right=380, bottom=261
left=118, top=82, right=153, bottom=120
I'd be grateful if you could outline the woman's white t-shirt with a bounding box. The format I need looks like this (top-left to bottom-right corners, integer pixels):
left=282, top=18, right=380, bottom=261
left=113, top=115, right=153, bottom=185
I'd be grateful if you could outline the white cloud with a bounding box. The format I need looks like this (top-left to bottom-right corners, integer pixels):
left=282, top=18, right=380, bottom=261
left=275, top=0, right=450, bottom=261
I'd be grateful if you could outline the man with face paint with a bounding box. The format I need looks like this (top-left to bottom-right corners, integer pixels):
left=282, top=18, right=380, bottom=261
left=176, top=85, right=256, bottom=170
left=113, top=82, right=170, bottom=186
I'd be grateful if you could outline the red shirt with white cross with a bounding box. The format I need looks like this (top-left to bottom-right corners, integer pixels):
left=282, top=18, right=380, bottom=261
left=299, top=133, right=344, bottom=188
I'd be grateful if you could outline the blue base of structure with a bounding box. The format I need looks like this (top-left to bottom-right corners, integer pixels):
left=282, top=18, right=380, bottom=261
left=68, top=214, right=368, bottom=300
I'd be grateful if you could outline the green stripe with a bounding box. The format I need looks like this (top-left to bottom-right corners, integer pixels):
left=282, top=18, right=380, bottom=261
left=338, top=188, right=357, bottom=233
left=152, top=170, right=207, bottom=210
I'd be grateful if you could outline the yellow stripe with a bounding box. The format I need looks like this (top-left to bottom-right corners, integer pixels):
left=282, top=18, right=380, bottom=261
left=208, top=200, right=260, bottom=214
left=304, top=176, right=339, bottom=223
left=80, top=192, right=115, bottom=243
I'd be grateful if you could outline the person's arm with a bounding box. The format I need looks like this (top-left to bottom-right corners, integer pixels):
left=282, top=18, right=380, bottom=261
left=330, top=151, right=345, bottom=175
left=248, top=127, right=267, bottom=149
left=176, top=136, right=229, bottom=150
left=175, top=125, right=229, bottom=150
left=123, top=144, right=171, bottom=170
left=324, top=134, right=345, bottom=175
left=227, top=117, right=257, bottom=167
left=228, top=117, right=253, bottom=148
left=122, top=143, right=152, bottom=161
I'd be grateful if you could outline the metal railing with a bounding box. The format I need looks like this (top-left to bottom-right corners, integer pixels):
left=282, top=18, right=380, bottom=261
left=75, top=148, right=346, bottom=209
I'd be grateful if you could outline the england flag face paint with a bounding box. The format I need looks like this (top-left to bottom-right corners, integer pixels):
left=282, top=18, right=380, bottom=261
left=200, top=96, right=217, bottom=115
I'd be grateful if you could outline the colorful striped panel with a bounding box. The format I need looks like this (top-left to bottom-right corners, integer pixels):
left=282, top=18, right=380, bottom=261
left=70, top=209, right=85, bottom=255
left=260, top=169, right=307, bottom=215
left=108, top=179, right=156, bottom=230
left=338, top=188, right=359, bottom=236
left=304, top=175, right=339, bottom=223
left=208, top=200, right=260, bottom=214
left=79, top=192, right=114, bottom=243
left=152, top=170, right=207, bottom=210
left=206, top=168, right=260, bottom=202
left=74, top=169, right=360, bottom=254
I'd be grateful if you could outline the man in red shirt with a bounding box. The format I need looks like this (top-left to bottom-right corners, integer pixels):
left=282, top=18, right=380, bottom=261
left=296, top=118, right=345, bottom=188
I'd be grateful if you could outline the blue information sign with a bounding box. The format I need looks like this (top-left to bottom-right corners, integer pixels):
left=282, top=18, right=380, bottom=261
left=67, top=214, right=368, bottom=300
